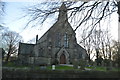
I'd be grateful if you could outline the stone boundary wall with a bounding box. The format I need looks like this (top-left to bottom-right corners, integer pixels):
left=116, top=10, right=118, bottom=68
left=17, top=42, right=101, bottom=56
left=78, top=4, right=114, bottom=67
left=2, top=68, right=120, bottom=79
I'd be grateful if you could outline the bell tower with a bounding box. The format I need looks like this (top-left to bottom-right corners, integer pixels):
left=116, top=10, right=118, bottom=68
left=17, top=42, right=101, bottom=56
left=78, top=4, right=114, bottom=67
left=58, top=3, right=68, bottom=22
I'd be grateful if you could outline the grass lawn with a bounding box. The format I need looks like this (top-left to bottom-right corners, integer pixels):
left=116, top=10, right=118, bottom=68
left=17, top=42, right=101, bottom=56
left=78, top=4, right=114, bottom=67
left=47, top=65, right=74, bottom=70
left=3, top=62, right=31, bottom=69
left=3, top=62, right=120, bottom=71
left=3, top=62, right=74, bottom=70
left=86, top=66, right=120, bottom=71
left=93, top=66, right=106, bottom=71
left=86, top=66, right=106, bottom=71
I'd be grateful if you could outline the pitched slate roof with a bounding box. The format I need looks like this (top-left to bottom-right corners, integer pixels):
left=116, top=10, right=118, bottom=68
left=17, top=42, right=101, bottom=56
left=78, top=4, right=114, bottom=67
left=18, top=43, right=35, bottom=55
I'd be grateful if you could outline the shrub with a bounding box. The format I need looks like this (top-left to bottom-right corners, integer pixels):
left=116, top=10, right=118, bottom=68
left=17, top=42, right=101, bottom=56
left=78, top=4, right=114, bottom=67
left=3, top=61, right=15, bottom=67
left=79, top=59, right=86, bottom=70
left=73, top=59, right=78, bottom=69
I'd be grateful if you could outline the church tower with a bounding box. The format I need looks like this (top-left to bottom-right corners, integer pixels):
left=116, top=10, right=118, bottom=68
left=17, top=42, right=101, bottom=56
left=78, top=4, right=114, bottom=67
left=58, top=3, right=68, bottom=22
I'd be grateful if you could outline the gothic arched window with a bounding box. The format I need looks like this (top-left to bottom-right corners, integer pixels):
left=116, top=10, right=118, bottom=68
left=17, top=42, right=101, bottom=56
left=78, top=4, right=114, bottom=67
left=55, top=32, right=61, bottom=47
left=64, top=33, right=69, bottom=48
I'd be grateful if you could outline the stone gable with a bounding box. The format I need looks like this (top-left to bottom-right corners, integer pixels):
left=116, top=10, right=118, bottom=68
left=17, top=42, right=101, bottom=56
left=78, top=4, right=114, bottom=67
left=18, top=3, right=88, bottom=65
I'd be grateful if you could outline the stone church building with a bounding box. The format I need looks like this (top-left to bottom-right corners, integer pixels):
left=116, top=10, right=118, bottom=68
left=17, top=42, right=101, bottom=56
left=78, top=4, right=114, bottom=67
left=18, top=3, right=88, bottom=65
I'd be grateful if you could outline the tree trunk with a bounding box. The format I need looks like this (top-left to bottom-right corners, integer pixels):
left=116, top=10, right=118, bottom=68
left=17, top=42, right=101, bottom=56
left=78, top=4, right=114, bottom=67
left=88, top=48, right=91, bottom=62
left=117, top=1, right=120, bottom=22
left=102, top=42, right=105, bottom=59
left=117, top=1, right=120, bottom=67
left=118, top=1, right=120, bottom=42
left=5, top=44, right=12, bottom=62
left=96, top=48, right=99, bottom=66
left=5, top=50, right=11, bottom=62
left=108, top=45, right=111, bottom=60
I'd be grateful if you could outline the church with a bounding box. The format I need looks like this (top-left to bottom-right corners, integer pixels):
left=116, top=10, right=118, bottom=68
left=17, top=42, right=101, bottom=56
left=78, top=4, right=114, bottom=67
left=18, top=3, right=88, bottom=65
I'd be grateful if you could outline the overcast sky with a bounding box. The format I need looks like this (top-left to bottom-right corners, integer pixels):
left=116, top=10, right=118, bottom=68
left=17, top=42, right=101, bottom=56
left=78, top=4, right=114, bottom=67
left=3, top=2, right=118, bottom=44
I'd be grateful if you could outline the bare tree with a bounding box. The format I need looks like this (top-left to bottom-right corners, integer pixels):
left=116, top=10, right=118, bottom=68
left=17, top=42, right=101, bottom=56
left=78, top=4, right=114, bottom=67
left=0, top=2, right=5, bottom=16
left=84, top=24, right=112, bottom=65
left=117, top=1, right=120, bottom=22
left=23, top=1, right=118, bottom=40
left=0, top=2, right=5, bottom=34
left=81, top=30, right=93, bottom=62
left=100, top=31, right=106, bottom=59
left=2, top=31, right=23, bottom=62
left=0, top=25, right=8, bottom=48
left=91, top=28, right=102, bottom=65
left=112, top=40, right=120, bottom=67
left=99, top=29, right=112, bottom=60
left=0, top=25, right=5, bottom=31
left=22, top=1, right=119, bottom=65
left=0, top=2, right=5, bottom=22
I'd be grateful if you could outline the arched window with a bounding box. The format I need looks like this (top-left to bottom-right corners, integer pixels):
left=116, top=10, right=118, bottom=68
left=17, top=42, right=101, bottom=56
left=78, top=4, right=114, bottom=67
left=55, top=32, right=61, bottom=47
left=64, top=33, right=69, bottom=48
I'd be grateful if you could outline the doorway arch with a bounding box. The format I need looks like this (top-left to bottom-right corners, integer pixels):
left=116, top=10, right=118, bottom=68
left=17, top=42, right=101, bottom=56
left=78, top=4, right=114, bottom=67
left=57, top=47, right=69, bottom=64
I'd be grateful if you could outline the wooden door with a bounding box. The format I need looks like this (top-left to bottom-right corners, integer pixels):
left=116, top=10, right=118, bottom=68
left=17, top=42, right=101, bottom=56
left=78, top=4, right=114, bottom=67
left=60, top=54, right=66, bottom=64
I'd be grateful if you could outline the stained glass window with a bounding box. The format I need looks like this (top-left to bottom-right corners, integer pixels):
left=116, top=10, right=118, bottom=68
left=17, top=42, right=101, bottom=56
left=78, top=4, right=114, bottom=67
left=55, top=33, right=61, bottom=47
left=64, top=33, right=69, bottom=48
